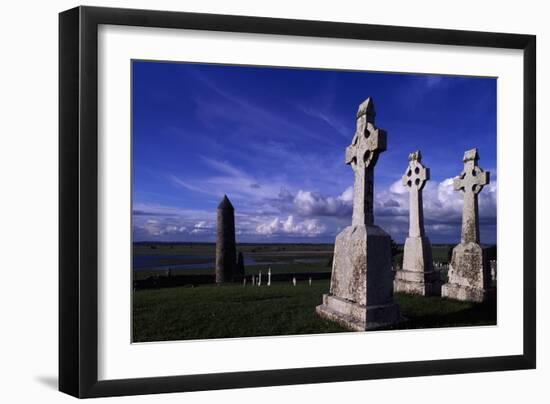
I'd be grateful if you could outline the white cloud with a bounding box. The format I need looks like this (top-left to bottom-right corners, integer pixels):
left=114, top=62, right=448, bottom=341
left=338, top=186, right=353, bottom=203
left=269, top=188, right=352, bottom=218
left=133, top=177, right=496, bottom=243
left=293, top=190, right=348, bottom=217
left=376, top=177, right=497, bottom=226
left=132, top=203, right=215, bottom=239
left=140, top=219, right=188, bottom=237
left=190, top=220, right=214, bottom=234
left=256, top=215, right=326, bottom=237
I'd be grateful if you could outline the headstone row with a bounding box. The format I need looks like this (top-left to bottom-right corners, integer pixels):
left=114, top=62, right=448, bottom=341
left=316, top=97, right=495, bottom=332
left=242, top=270, right=313, bottom=287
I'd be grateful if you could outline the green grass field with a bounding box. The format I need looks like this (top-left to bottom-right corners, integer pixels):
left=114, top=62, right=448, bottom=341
left=133, top=281, right=344, bottom=342
left=132, top=280, right=496, bottom=342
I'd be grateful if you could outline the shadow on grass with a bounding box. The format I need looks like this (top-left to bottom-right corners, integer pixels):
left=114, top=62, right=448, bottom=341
left=133, top=283, right=497, bottom=342
left=381, top=293, right=497, bottom=331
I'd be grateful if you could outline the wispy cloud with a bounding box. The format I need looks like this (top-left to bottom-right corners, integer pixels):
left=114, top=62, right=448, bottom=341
left=295, top=104, right=351, bottom=139
left=188, top=68, right=341, bottom=147
left=170, top=157, right=290, bottom=205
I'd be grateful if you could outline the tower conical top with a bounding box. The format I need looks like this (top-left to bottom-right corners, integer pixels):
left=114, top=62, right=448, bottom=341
left=356, top=97, right=376, bottom=123
left=217, top=194, right=234, bottom=210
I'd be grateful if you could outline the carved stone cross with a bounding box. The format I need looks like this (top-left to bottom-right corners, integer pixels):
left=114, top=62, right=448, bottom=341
left=402, top=150, right=429, bottom=238
left=453, top=148, right=490, bottom=244
left=345, top=97, right=387, bottom=226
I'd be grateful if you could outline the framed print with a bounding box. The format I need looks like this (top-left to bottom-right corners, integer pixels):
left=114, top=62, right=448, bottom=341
left=59, top=6, right=536, bottom=398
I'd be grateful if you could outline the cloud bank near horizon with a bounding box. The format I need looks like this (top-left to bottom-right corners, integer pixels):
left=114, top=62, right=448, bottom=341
left=133, top=173, right=497, bottom=244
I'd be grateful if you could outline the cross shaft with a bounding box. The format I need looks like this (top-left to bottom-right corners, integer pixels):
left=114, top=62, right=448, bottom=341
left=345, top=98, right=386, bottom=226
left=402, top=151, right=429, bottom=237
left=453, top=148, right=490, bottom=243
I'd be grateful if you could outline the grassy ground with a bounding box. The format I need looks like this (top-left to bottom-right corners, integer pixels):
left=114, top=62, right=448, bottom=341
left=133, top=280, right=344, bottom=342
left=390, top=293, right=496, bottom=330
left=133, top=280, right=496, bottom=342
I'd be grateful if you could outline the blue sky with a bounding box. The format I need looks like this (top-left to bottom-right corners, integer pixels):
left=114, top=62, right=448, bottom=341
left=132, top=61, right=497, bottom=244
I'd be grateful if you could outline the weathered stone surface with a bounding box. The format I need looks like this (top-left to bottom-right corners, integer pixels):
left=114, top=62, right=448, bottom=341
left=330, top=224, right=393, bottom=306
left=445, top=242, right=493, bottom=295
left=394, top=151, right=441, bottom=296
left=394, top=240, right=442, bottom=296
left=402, top=236, right=432, bottom=273
left=317, top=224, right=400, bottom=329
left=441, top=149, right=494, bottom=302
left=317, top=294, right=401, bottom=331
left=454, top=148, right=490, bottom=244
left=316, top=97, right=400, bottom=330
left=215, top=195, right=236, bottom=283
left=441, top=248, right=495, bottom=302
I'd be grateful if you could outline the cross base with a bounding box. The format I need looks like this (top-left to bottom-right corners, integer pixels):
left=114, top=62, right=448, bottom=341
left=316, top=295, right=402, bottom=331
left=393, top=270, right=443, bottom=296
left=442, top=242, right=493, bottom=303
left=441, top=283, right=496, bottom=303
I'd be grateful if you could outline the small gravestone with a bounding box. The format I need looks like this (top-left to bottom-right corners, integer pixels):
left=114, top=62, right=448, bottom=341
left=442, top=148, right=494, bottom=302
left=394, top=151, right=442, bottom=295
left=316, top=97, right=400, bottom=330
left=292, top=277, right=296, bottom=287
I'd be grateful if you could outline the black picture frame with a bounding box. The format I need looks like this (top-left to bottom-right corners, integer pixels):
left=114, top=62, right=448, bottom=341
left=59, top=5, right=536, bottom=398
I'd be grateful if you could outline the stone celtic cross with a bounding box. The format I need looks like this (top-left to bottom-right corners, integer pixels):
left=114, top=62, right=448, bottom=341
left=453, top=148, right=490, bottom=244
left=345, top=97, right=387, bottom=226
left=402, top=150, right=429, bottom=238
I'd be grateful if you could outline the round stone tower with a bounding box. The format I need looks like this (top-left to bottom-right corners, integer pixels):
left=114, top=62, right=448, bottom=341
left=215, top=195, right=236, bottom=283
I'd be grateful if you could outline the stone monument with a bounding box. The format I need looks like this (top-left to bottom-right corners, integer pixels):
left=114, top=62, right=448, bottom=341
left=215, top=195, right=236, bottom=283
left=316, top=97, right=401, bottom=330
left=393, top=151, right=442, bottom=296
left=442, top=148, right=494, bottom=302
